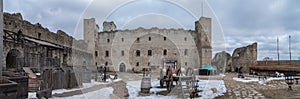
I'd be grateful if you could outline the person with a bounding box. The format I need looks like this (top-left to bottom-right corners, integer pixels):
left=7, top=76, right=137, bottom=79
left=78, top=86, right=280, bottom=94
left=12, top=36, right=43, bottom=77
left=103, top=66, right=107, bottom=82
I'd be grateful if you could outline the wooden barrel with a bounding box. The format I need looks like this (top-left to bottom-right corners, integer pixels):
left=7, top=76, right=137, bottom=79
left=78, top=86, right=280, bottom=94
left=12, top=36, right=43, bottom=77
left=141, top=78, right=151, bottom=93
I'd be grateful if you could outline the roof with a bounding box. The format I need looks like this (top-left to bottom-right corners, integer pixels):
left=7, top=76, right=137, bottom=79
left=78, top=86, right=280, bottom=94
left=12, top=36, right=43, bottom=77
left=25, top=37, right=63, bottom=49
left=23, top=67, right=37, bottom=79
left=199, top=64, right=216, bottom=70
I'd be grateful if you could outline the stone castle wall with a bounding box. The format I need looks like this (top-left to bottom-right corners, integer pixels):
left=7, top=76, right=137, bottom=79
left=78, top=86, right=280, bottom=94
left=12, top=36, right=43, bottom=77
left=86, top=17, right=212, bottom=72
left=3, top=12, right=93, bottom=69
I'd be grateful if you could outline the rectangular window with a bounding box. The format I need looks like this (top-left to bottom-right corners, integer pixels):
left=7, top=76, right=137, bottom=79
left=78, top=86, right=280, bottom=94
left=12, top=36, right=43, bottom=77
left=164, top=37, right=166, bottom=41
left=136, top=62, right=139, bottom=66
left=38, top=33, right=41, bottom=39
left=148, top=50, right=152, bottom=56
left=149, top=37, right=151, bottom=41
left=95, top=51, right=98, bottom=57
left=105, top=51, right=109, bottom=57
left=121, top=50, right=124, bottom=56
left=184, top=49, right=188, bottom=56
left=136, top=50, right=140, bottom=57
left=107, top=39, right=110, bottom=43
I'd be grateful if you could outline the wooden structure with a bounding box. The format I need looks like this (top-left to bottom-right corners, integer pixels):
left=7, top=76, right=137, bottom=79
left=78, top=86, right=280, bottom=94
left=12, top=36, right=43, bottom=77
left=250, top=60, right=300, bottom=74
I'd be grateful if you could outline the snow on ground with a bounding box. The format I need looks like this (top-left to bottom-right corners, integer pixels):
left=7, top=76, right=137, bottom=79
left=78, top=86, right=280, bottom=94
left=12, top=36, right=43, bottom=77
left=126, top=80, right=226, bottom=99
left=233, top=77, right=285, bottom=84
left=197, top=80, right=227, bottom=99
left=28, top=92, right=36, bottom=99
left=126, top=80, right=176, bottom=99
left=51, top=87, right=113, bottom=99
left=28, top=78, right=121, bottom=99
left=52, top=78, right=121, bottom=94
left=233, top=77, right=259, bottom=83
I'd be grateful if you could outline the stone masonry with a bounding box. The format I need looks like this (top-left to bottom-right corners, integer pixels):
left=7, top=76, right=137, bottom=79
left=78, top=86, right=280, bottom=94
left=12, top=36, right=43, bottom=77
left=84, top=17, right=213, bottom=72
left=232, top=42, right=257, bottom=73
left=3, top=12, right=93, bottom=70
left=212, top=51, right=232, bottom=73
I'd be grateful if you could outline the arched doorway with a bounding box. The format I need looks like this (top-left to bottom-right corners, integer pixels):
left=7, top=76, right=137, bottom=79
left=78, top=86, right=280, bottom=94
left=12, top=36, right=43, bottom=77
left=119, top=63, right=126, bottom=72
left=6, top=49, right=21, bottom=69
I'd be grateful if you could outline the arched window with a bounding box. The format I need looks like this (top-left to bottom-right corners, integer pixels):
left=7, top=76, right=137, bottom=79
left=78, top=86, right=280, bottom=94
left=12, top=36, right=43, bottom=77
left=164, top=37, right=166, bottom=41
left=149, top=37, right=151, bottom=41
left=163, top=49, right=167, bottom=55
left=107, top=39, right=110, bottom=43
left=136, top=50, right=140, bottom=57
left=136, top=62, right=139, bottom=66
left=148, top=50, right=152, bottom=56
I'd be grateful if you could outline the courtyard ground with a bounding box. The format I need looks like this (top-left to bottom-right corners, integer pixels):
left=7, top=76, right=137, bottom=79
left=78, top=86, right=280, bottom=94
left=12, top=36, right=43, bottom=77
left=28, top=72, right=300, bottom=99
left=216, top=73, right=300, bottom=99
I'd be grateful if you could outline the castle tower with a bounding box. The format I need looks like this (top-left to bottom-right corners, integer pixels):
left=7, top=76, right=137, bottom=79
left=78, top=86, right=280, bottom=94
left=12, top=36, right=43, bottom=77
left=103, top=21, right=116, bottom=32
left=84, top=18, right=99, bottom=66
left=195, top=17, right=212, bottom=67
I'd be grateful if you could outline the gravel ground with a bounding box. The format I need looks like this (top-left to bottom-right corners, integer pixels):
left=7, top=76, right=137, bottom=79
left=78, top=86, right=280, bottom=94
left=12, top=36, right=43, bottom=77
left=216, top=73, right=300, bottom=99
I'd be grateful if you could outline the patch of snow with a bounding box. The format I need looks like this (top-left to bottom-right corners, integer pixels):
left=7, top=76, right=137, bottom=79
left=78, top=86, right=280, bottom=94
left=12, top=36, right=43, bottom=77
left=126, top=80, right=176, bottom=99
left=197, top=80, right=227, bottom=99
left=52, top=79, right=121, bottom=95
left=233, top=77, right=285, bottom=84
left=28, top=79, right=121, bottom=98
left=28, top=92, right=36, bottom=99
left=233, top=77, right=259, bottom=83
left=52, top=87, right=113, bottom=99
left=127, top=79, right=226, bottom=99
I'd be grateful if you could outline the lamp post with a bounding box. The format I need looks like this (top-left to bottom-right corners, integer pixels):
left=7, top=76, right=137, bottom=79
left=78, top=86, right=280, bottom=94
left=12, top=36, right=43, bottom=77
left=285, top=35, right=294, bottom=90
left=289, top=35, right=291, bottom=64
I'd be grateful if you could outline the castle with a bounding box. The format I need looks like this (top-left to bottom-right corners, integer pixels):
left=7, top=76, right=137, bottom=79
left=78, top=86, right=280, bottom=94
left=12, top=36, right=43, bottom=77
left=3, top=12, right=212, bottom=73
left=84, top=16, right=212, bottom=71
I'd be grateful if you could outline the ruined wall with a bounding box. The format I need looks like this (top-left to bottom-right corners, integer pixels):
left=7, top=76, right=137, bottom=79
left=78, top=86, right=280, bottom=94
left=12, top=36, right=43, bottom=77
left=232, top=42, right=257, bottom=73
left=103, top=21, right=116, bottom=32
left=3, top=12, right=93, bottom=69
left=212, top=51, right=232, bottom=73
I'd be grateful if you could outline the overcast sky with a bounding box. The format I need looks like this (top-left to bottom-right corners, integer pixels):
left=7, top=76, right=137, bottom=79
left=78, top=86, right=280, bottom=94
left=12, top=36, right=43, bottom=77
left=4, top=0, right=300, bottom=60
